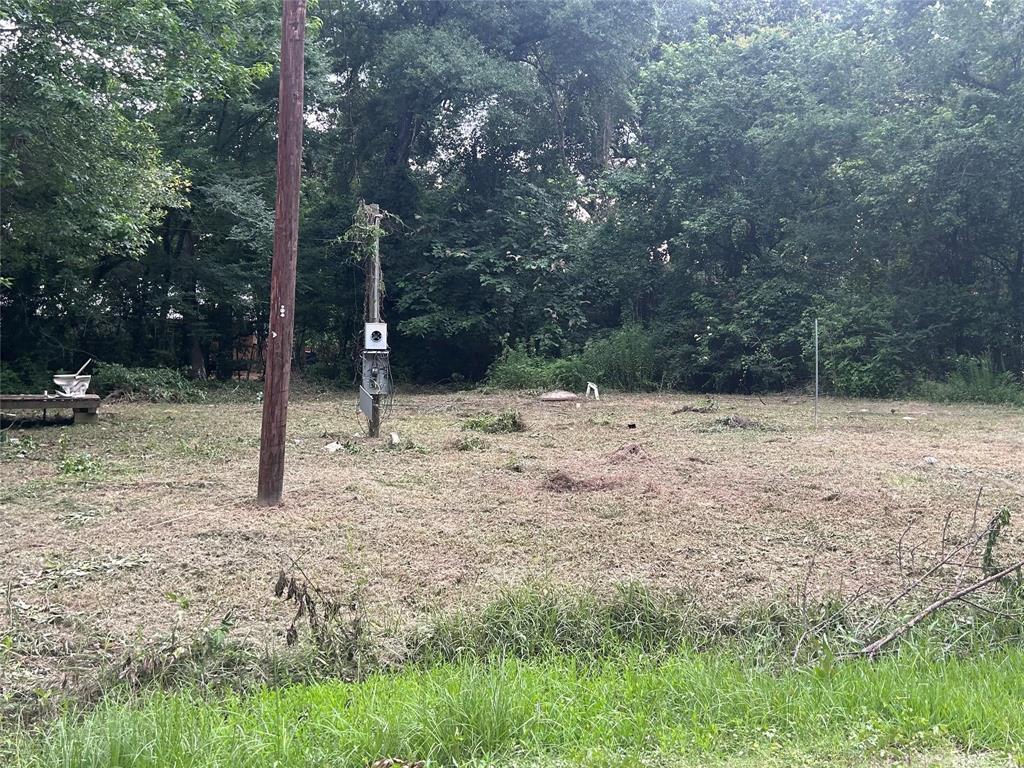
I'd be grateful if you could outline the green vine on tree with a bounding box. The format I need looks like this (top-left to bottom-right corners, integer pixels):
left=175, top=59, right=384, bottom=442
left=340, top=201, right=400, bottom=262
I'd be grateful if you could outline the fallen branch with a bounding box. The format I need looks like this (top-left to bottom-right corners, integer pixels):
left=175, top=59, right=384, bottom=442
left=861, top=558, right=1024, bottom=657
left=954, top=596, right=1024, bottom=620
left=865, top=503, right=999, bottom=635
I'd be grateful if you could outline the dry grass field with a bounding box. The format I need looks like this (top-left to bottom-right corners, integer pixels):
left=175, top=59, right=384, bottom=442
left=2, top=389, right=1022, bottom=702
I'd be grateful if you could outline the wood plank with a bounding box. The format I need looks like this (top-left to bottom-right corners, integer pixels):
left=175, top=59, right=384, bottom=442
left=1, top=394, right=100, bottom=410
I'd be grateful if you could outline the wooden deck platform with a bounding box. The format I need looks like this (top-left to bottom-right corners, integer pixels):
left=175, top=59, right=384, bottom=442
left=0, top=394, right=100, bottom=424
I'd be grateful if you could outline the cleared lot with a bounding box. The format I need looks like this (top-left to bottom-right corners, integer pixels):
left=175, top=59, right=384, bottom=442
left=2, top=390, right=1022, bottom=697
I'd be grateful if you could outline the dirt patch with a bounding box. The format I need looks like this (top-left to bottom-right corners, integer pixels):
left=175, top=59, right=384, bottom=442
left=672, top=398, right=717, bottom=414
left=718, top=414, right=760, bottom=429
left=542, top=470, right=623, bottom=492
left=607, top=442, right=650, bottom=464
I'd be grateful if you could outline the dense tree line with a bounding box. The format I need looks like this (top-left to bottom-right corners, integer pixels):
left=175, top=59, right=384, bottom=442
left=2, top=0, right=1022, bottom=395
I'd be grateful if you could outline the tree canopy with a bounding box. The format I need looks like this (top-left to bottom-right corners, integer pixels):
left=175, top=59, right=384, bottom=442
left=2, top=0, right=1022, bottom=395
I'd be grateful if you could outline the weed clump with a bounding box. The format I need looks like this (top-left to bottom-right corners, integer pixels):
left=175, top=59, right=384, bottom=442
left=452, top=435, right=486, bottom=451
left=415, top=583, right=699, bottom=661
left=56, top=433, right=102, bottom=477
left=462, top=410, right=526, bottom=434
left=717, top=414, right=759, bottom=429
left=57, top=452, right=98, bottom=476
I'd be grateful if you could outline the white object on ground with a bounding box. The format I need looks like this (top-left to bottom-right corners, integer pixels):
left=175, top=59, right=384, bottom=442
left=539, top=390, right=579, bottom=402
left=325, top=441, right=342, bottom=453
left=390, top=432, right=400, bottom=446
left=586, top=382, right=600, bottom=400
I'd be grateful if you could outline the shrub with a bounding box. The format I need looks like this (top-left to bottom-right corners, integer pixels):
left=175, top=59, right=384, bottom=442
left=575, top=323, right=659, bottom=391
left=813, top=297, right=912, bottom=397
left=93, top=364, right=204, bottom=402
left=917, top=356, right=1024, bottom=406
left=0, top=359, right=50, bottom=394
left=0, top=364, right=31, bottom=394
left=486, top=346, right=582, bottom=390
left=487, top=325, right=659, bottom=393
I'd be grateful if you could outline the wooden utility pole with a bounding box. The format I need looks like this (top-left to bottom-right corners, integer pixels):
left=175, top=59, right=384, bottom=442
left=257, top=0, right=306, bottom=506
left=366, top=206, right=383, bottom=325
left=356, top=203, right=389, bottom=438
left=367, top=205, right=383, bottom=437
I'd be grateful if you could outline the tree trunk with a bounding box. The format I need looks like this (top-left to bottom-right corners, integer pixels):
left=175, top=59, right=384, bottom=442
left=189, top=336, right=207, bottom=380
left=595, top=100, right=612, bottom=170
left=180, top=224, right=207, bottom=380
left=1010, top=243, right=1024, bottom=374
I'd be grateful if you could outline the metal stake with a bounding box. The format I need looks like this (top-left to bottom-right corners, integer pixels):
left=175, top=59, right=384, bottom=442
left=814, top=317, right=819, bottom=429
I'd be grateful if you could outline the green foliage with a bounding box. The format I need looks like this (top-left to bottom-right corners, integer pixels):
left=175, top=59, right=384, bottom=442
left=982, top=508, right=1013, bottom=577
left=3, top=0, right=1024, bottom=396
left=9, top=649, right=1024, bottom=766
left=485, top=346, right=582, bottom=390
left=575, top=324, right=660, bottom=391
left=303, top=360, right=345, bottom=384
left=418, top=583, right=699, bottom=661
left=461, top=410, right=526, bottom=434
left=487, top=325, right=660, bottom=392
left=452, top=435, right=487, bottom=452
left=1, top=0, right=286, bottom=386
left=917, top=357, right=1024, bottom=406
left=93, top=365, right=204, bottom=403
left=56, top=453, right=98, bottom=477
left=0, top=360, right=49, bottom=394
left=815, top=298, right=911, bottom=397
left=7, top=581, right=1024, bottom=762
left=55, top=433, right=101, bottom=478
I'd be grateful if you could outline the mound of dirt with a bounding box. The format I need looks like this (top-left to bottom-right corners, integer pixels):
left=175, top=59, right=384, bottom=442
left=608, top=442, right=650, bottom=464
left=717, top=414, right=760, bottom=429
left=672, top=398, right=717, bottom=414
left=543, top=470, right=622, bottom=493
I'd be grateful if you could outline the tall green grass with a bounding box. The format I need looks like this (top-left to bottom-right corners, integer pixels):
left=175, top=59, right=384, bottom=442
left=485, top=345, right=584, bottom=390
left=486, top=325, right=662, bottom=392
left=413, top=582, right=1024, bottom=664
left=9, top=648, right=1023, bottom=767
left=7, top=584, right=1024, bottom=766
left=917, top=356, right=1024, bottom=406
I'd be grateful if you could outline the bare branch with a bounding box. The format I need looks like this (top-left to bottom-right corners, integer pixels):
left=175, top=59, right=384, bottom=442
left=862, top=559, right=1024, bottom=657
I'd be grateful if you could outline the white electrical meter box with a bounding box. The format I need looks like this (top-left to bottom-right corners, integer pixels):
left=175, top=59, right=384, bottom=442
left=364, top=322, right=388, bottom=351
